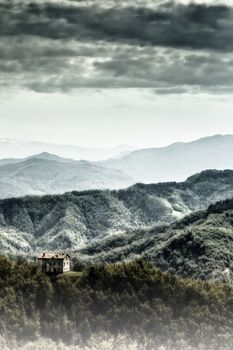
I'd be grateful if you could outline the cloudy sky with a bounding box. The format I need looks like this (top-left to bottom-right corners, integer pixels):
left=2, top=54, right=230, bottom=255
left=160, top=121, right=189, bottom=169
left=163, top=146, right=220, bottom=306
left=1, top=0, right=233, bottom=148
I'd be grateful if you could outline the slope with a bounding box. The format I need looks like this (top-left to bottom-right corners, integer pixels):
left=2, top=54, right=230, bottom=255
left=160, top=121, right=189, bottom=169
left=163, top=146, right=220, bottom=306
left=78, top=198, right=233, bottom=283
left=0, top=153, right=133, bottom=198
left=0, top=138, right=136, bottom=161
left=102, top=134, right=233, bottom=182
left=1, top=170, right=233, bottom=259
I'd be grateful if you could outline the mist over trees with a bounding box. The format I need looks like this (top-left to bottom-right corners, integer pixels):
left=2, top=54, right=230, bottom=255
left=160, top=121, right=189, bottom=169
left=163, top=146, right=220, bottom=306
left=0, top=257, right=232, bottom=350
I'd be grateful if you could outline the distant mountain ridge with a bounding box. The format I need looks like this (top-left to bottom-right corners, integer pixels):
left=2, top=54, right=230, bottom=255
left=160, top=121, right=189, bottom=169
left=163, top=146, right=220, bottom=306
left=2, top=134, right=233, bottom=198
left=0, top=138, right=136, bottom=161
left=0, top=153, right=133, bottom=198
left=101, top=134, right=233, bottom=183
left=1, top=169, right=233, bottom=264
left=0, top=152, right=75, bottom=166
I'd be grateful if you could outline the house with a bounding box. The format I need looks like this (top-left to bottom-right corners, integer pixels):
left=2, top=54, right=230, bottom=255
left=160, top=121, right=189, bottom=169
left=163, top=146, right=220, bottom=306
left=37, top=252, right=71, bottom=275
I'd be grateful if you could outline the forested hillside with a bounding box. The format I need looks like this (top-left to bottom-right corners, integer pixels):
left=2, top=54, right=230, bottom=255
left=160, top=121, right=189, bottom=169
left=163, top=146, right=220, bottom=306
left=78, top=197, right=233, bottom=283
left=1, top=170, right=233, bottom=257
left=0, top=258, right=232, bottom=350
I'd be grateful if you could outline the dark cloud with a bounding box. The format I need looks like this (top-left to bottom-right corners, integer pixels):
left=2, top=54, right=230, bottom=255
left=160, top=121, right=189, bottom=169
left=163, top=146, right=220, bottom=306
left=0, top=0, right=233, bottom=93
left=1, top=1, right=233, bottom=51
left=91, top=48, right=233, bottom=91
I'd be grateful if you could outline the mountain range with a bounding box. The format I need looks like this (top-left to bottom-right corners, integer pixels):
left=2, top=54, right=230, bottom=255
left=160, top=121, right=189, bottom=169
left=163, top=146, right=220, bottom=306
left=0, top=152, right=133, bottom=198
left=1, top=134, right=233, bottom=283
left=1, top=169, right=233, bottom=280
left=0, top=138, right=136, bottom=161
left=78, top=198, right=233, bottom=283
left=2, top=134, right=233, bottom=198
left=101, top=134, right=233, bottom=183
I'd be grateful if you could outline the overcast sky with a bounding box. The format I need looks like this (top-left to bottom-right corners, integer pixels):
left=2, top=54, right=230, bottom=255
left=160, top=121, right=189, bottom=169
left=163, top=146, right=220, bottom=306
left=1, top=0, right=233, bottom=148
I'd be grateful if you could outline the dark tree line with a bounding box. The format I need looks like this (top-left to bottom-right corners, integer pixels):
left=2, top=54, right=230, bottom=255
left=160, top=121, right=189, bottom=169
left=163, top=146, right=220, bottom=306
left=0, top=256, right=233, bottom=349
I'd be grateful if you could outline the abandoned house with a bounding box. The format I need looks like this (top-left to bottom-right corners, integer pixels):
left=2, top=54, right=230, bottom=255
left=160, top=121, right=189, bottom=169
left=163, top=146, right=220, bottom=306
left=37, top=252, right=71, bottom=275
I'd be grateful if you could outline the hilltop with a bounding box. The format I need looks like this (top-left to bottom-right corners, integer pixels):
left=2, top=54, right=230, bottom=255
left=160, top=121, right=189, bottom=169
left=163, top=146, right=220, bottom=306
left=1, top=169, right=233, bottom=266
left=0, top=152, right=133, bottom=198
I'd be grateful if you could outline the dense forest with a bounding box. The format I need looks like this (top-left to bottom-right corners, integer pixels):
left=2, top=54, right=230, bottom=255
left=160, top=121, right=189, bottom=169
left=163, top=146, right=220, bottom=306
left=1, top=170, right=233, bottom=349
left=0, top=256, right=232, bottom=350
left=1, top=169, right=233, bottom=256
left=77, top=196, right=233, bottom=283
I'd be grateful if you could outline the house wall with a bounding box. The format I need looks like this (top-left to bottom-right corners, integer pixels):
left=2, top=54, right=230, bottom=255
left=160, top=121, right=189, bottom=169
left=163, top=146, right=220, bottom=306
left=40, top=259, right=63, bottom=274
left=63, top=256, right=71, bottom=272
left=37, top=256, right=71, bottom=274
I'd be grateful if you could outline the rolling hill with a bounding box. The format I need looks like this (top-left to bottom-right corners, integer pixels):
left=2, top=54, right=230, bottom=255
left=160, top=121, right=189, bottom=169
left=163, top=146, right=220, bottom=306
left=102, top=134, right=233, bottom=183
left=2, top=135, right=233, bottom=199
left=0, top=152, right=133, bottom=198
left=1, top=169, right=233, bottom=273
left=78, top=197, right=233, bottom=283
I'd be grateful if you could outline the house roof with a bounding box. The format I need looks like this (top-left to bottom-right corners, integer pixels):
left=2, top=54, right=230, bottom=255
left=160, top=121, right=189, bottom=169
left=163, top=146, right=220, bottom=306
left=37, top=252, right=70, bottom=260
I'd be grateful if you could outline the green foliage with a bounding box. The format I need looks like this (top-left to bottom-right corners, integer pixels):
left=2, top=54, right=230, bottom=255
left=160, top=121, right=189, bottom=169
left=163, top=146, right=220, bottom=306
left=78, top=197, right=233, bottom=283
left=0, top=257, right=233, bottom=349
left=0, top=256, right=52, bottom=340
left=1, top=169, right=233, bottom=256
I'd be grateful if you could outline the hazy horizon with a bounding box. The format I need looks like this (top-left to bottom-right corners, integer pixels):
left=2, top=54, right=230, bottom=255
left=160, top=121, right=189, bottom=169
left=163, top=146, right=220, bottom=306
left=1, top=0, right=233, bottom=149
left=0, top=133, right=233, bottom=152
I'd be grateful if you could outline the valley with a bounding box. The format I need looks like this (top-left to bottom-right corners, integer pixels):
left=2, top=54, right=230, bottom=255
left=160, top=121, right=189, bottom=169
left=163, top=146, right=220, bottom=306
left=0, top=169, right=232, bottom=284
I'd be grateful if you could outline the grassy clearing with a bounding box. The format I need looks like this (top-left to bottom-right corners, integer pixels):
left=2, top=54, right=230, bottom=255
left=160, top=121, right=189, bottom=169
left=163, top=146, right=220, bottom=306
left=58, top=271, right=83, bottom=279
